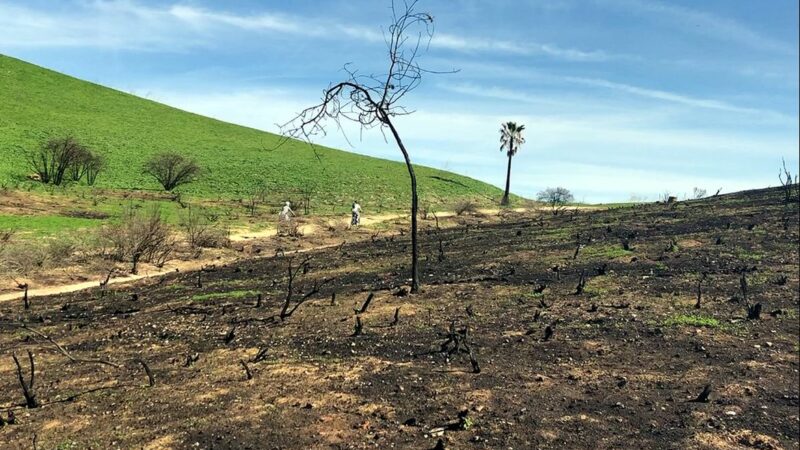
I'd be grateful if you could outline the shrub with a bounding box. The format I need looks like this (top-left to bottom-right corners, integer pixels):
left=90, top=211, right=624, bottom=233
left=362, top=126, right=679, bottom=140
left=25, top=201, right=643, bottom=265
left=26, top=136, right=87, bottom=186
left=536, top=187, right=574, bottom=215
left=419, top=202, right=434, bottom=220
left=143, top=152, right=201, bottom=191
left=180, top=207, right=230, bottom=248
left=83, top=153, right=106, bottom=186
left=692, top=187, right=707, bottom=199
left=454, top=200, right=478, bottom=216
left=279, top=218, right=303, bottom=237
left=0, top=241, right=50, bottom=275
left=100, top=206, right=175, bottom=273
left=245, top=184, right=268, bottom=217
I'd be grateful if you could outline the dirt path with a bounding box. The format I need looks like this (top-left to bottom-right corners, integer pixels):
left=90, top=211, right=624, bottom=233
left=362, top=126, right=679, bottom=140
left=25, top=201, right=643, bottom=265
left=0, top=207, right=591, bottom=303
left=0, top=240, right=346, bottom=303
left=0, top=213, right=410, bottom=303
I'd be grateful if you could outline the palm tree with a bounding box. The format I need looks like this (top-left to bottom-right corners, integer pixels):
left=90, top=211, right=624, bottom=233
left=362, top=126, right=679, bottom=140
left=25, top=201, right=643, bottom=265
left=499, top=121, right=525, bottom=205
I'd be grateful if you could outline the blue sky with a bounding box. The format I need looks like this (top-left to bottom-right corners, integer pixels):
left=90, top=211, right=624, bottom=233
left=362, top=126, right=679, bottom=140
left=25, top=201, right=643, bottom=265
left=1, top=0, right=797, bottom=202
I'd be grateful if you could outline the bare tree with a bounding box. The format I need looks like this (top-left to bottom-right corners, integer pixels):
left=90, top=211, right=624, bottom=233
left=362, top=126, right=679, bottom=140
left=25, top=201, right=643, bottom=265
left=281, top=1, right=449, bottom=293
left=692, top=187, right=707, bottom=199
left=26, top=136, right=87, bottom=185
left=537, top=187, right=574, bottom=215
left=245, top=184, right=269, bottom=217
left=68, top=146, right=92, bottom=182
left=83, top=152, right=106, bottom=186
left=68, top=147, right=106, bottom=185
left=143, top=152, right=201, bottom=191
left=779, top=157, right=799, bottom=203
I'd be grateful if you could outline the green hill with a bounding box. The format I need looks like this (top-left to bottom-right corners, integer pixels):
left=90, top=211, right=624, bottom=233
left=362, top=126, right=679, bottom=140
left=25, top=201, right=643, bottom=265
left=0, top=54, right=507, bottom=210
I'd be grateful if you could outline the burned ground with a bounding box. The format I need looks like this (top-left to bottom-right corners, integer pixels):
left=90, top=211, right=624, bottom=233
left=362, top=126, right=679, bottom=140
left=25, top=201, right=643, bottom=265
left=1, top=187, right=798, bottom=449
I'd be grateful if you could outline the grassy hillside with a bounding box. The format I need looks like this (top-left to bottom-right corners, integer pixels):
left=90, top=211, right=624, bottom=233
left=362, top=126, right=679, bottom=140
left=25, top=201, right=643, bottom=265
left=0, top=54, right=508, bottom=210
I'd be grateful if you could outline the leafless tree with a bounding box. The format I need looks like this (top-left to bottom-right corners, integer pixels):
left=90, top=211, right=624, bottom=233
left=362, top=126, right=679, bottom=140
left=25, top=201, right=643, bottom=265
left=778, top=157, right=799, bottom=203
left=281, top=1, right=451, bottom=293
left=537, top=187, right=574, bottom=215
left=143, top=152, right=201, bottom=191
left=83, top=152, right=106, bottom=186
left=692, top=187, right=707, bottom=199
left=26, top=136, right=87, bottom=185
left=245, top=184, right=269, bottom=216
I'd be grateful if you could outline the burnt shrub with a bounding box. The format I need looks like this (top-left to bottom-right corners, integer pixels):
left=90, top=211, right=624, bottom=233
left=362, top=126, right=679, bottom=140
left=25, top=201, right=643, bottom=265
left=100, top=206, right=175, bottom=273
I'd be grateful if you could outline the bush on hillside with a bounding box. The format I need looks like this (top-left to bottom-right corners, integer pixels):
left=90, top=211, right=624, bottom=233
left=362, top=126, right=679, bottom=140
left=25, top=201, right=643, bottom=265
left=26, top=136, right=104, bottom=186
left=100, top=206, right=174, bottom=273
left=143, top=152, right=201, bottom=191
left=82, top=152, right=106, bottom=186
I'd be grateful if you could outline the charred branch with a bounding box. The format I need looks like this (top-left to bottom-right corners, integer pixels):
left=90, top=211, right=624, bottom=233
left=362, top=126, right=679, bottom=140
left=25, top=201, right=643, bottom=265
left=357, top=292, right=375, bottom=314
left=12, top=351, right=38, bottom=408
left=138, top=359, right=155, bottom=387
left=239, top=360, right=253, bottom=380
left=353, top=315, right=364, bottom=336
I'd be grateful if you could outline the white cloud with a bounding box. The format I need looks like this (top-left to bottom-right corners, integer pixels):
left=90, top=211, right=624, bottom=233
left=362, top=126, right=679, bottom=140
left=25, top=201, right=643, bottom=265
left=439, top=70, right=794, bottom=125
left=562, top=76, right=795, bottom=122
left=431, top=32, right=616, bottom=61
left=599, top=0, right=797, bottom=55
left=0, top=1, right=618, bottom=61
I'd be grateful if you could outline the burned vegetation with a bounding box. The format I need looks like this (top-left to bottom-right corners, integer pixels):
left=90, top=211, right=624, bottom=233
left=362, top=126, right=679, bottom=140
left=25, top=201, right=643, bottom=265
left=0, top=187, right=798, bottom=449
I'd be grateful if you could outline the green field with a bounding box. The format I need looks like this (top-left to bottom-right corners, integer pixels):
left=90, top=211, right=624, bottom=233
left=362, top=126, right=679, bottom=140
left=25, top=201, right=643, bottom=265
left=0, top=54, right=510, bottom=211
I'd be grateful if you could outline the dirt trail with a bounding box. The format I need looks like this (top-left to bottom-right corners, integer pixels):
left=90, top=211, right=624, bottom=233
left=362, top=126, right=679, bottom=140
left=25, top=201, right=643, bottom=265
left=0, top=207, right=581, bottom=303
left=0, top=213, right=411, bottom=303
left=228, top=213, right=406, bottom=241
left=0, top=241, right=345, bottom=303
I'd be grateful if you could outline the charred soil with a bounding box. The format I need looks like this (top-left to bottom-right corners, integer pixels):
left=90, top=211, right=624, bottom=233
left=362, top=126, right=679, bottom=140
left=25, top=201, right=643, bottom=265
left=1, top=187, right=798, bottom=449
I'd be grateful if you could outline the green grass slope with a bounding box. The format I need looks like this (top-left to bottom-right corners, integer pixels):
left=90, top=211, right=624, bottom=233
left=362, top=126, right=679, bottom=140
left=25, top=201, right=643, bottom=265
left=0, top=54, right=508, bottom=210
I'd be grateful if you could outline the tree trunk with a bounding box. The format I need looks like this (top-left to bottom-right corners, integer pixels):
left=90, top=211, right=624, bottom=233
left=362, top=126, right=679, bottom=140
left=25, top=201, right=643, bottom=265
left=501, top=152, right=513, bottom=206
left=384, top=117, right=420, bottom=293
